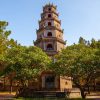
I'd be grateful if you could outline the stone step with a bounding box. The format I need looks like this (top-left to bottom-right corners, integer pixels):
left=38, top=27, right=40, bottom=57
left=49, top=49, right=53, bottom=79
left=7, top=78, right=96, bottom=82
left=42, top=92, right=56, bottom=97
left=45, top=94, right=56, bottom=97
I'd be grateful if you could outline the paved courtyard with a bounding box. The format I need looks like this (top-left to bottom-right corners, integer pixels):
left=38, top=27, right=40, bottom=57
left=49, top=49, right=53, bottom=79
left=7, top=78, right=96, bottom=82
left=0, top=91, right=100, bottom=100
left=0, top=92, right=15, bottom=100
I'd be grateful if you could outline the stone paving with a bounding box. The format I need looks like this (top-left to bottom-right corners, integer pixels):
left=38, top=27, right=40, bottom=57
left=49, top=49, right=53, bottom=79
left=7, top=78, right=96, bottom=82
left=0, top=92, right=15, bottom=100
left=0, top=94, right=14, bottom=100
left=69, top=88, right=100, bottom=99
left=0, top=91, right=100, bottom=100
left=86, top=92, right=100, bottom=99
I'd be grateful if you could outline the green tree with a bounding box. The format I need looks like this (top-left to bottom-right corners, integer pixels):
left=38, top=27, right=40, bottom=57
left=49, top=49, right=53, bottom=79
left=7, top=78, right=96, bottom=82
left=51, top=43, right=99, bottom=98
left=78, top=37, right=87, bottom=45
left=90, top=39, right=100, bottom=48
left=2, top=45, right=51, bottom=93
left=0, top=21, right=51, bottom=93
left=0, top=21, right=16, bottom=72
left=90, top=40, right=100, bottom=90
left=0, top=21, right=16, bottom=91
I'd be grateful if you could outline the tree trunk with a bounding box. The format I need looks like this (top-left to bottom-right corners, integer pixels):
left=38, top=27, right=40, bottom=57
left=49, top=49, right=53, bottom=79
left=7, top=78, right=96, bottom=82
left=10, top=79, right=12, bottom=94
left=80, top=88, right=86, bottom=99
left=87, top=85, right=90, bottom=94
left=3, top=76, right=6, bottom=91
left=93, top=79, right=96, bottom=91
left=73, top=80, right=86, bottom=98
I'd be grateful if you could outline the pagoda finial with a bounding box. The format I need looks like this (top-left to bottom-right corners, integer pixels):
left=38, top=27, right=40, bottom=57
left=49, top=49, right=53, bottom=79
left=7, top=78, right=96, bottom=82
left=48, top=2, right=50, bottom=5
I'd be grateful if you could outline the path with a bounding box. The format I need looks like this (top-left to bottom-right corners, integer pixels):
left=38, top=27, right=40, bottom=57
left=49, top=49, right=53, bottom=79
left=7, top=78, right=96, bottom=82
left=0, top=92, right=15, bottom=100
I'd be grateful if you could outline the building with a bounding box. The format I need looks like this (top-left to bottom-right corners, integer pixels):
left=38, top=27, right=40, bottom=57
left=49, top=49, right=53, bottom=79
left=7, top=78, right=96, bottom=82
left=34, top=3, right=72, bottom=91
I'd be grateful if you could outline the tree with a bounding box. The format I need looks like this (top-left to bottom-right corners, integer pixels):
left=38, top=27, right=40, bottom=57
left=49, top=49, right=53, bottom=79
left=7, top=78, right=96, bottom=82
left=2, top=45, right=51, bottom=93
left=90, top=40, right=100, bottom=91
left=0, top=21, right=51, bottom=93
left=78, top=37, right=87, bottom=45
left=90, top=39, right=100, bottom=48
left=0, top=21, right=16, bottom=91
left=0, top=21, right=16, bottom=71
left=0, top=21, right=10, bottom=71
left=51, top=43, right=99, bottom=98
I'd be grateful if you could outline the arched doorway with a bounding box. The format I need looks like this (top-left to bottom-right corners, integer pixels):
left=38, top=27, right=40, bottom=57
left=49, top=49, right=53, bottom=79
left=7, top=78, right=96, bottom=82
left=48, top=14, right=51, bottom=18
left=45, top=75, right=55, bottom=89
left=47, top=44, right=53, bottom=50
left=48, top=22, right=51, bottom=26
left=47, top=32, right=52, bottom=37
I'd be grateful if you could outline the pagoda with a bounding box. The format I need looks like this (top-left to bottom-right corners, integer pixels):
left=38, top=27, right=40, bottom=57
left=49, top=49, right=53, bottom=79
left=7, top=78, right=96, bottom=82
left=34, top=3, right=66, bottom=57
left=34, top=3, right=72, bottom=91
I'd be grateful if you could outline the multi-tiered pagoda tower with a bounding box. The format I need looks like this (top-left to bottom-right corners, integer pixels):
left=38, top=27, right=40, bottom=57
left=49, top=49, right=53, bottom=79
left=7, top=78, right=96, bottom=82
left=34, top=4, right=72, bottom=91
left=34, top=4, right=66, bottom=57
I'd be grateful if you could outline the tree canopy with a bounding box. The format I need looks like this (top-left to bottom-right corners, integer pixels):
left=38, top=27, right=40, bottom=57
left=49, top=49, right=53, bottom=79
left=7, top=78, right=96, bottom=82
left=2, top=45, right=51, bottom=88
left=0, top=21, right=16, bottom=72
left=0, top=21, right=51, bottom=90
left=51, top=39, right=100, bottom=98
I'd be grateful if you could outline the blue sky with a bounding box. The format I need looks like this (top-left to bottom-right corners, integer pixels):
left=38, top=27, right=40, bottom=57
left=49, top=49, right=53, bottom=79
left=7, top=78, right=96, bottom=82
left=0, top=0, right=100, bottom=46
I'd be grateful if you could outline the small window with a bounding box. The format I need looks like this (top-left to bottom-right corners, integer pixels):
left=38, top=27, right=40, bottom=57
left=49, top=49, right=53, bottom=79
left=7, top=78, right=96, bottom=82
left=47, top=44, right=53, bottom=50
left=48, top=22, right=51, bottom=26
left=65, top=81, right=68, bottom=85
left=39, top=35, right=42, bottom=38
left=47, top=32, right=52, bottom=37
left=57, top=24, right=59, bottom=27
left=48, top=8, right=51, bottom=11
left=48, top=14, right=51, bottom=18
